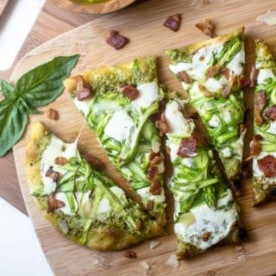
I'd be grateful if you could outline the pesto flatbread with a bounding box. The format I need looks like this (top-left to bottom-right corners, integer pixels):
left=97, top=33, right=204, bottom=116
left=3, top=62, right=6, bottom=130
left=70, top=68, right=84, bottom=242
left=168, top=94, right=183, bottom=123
left=64, top=57, right=166, bottom=226
left=250, top=40, right=276, bottom=204
left=161, top=97, right=243, bottom=258
left=165, top=28, right=246, bottom=190
left=25, top=122, right=166, bottom=251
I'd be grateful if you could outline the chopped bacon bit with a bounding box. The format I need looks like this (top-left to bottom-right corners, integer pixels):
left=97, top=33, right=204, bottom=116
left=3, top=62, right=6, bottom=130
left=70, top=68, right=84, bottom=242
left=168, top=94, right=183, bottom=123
left=47, top=192, right=65, bottom=213
left=163, top=14, right=182, bottom=32
left=238, top=74, right=251, bottom=88
left=106, top=30, right=129, bottom=50
left=265, top=105, right=276, bottom=121
left=147, top=165, right=158, bottom=181
left=177, top=137, right=197, bottom=157
left=54, top=156, right=68, bottom=166
left=149, top=176, right=162, bottom=195
left=254, top=91, right=267, bottom=126
left=255, top=91, right=267, bottom=111
left=121, top=85, right=139, bottom=100
left=177, top=71, right=192, bottom=83
left=206, top=64, right=221, bottom=78
left=76, top=75, right=93, bottom=101
left=195, top=19, right=215, bottom=37
left=250, top=135, right=263, bottom=156
left=45, top=166, right=60, bottom=182
left=200, top=231, right=212, bottom=241
left=124, top=250, right=137, bottom=259
left=249, top=66, right=259, bottom=88
left=257, top=155, right=276, bottom=177
left=45, top=108, right=59, bottom=120
left=156, top=112, right=169, bottom=135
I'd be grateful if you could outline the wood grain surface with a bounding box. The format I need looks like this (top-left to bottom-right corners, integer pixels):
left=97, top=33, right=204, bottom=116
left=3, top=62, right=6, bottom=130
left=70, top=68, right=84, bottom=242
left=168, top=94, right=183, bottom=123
left=52, top=0, right=135, bottom=14
left=12, top=0, right=276, bottom=275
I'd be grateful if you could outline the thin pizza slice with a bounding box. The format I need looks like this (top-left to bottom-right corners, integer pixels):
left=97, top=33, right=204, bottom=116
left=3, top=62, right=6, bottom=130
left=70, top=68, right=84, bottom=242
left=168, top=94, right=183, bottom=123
left=250, top=40, right=276, bottom=204
left=160, top=96, right=243, bottom=258
left=25, top=122, right=166, bottom=251
left=64, top=57, right=166, bottom=226
left=166, top=28, right=246, bottom=189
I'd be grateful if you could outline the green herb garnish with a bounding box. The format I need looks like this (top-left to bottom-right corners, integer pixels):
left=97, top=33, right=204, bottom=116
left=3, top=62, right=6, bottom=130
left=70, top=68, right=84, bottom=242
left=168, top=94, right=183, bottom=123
left=0, top=55, right=79, bottom=156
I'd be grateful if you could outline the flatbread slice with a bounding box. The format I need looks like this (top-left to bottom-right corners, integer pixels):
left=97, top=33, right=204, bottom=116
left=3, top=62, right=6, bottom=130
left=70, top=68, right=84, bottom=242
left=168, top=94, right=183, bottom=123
left=161, top=97, right=243, bottom=258
left=64, top=57, right=166, bottom=225
left=25, top=122, right=166, bottom=251
left=166, top=28, right=246, bottom=189
left=250, top=40, right=276, bottom=204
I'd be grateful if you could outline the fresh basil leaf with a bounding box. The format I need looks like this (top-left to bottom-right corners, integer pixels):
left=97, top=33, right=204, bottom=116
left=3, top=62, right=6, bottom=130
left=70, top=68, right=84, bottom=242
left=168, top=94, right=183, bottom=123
left=0, top=54, right=80, bottom=157
left=0, top=98, right=28, bottom=156
left=16, top=55, right=79, bottom=108
left=0, top=80, right=16, bottom=100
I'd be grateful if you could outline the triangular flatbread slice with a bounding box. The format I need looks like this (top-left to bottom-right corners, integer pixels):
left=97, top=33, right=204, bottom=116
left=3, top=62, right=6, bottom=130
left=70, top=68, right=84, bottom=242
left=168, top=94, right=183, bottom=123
left=64, top=57, right=166, bottom=226
left=250, top=40, right=276, bottom=204
left=25, top=122, right=165, bottom=251
left=161, top=97, right=243, bottom=258
left=166, top=28, right=246, bottom=189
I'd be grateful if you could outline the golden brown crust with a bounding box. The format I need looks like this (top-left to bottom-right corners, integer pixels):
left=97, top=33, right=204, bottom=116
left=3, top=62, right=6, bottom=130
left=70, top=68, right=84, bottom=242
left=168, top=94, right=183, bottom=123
left=25, top=122, right=50, bottom=194
left=25, top=122, right=166, bottom=251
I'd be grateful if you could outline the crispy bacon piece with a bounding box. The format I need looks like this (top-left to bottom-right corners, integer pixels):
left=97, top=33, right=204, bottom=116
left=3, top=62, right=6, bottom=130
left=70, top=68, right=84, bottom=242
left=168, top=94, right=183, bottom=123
left=238, top=74, right=251, bottom=88
left=257, top=155, right=276, bottom=177
left=148, top=152, right=163, bottom=195
left=177, top=71, right=192, bottom=83
left=198, top=84, right=214, bottom=97
left=45, top=108, right=59, bottom=120
left=195, top=19, right=215, bottom=37
left=265, top=105, right=276, bottom=121
left=47, top=192, right=65, bottom=213
left=206, top=64, right=221, bottom=78
left=45, top=166, right=60, bottom=182
left=163, top=14, right=182, bottom=32
left=249, top=66, right=259, bottom=88
left=254, top=91, right=267, bottom=126
left=54, top=156, right=68, bottom=166
left=250, top=135, right=263, bottom=156
left=76, top=75, right=93, bottom=101
left=200, top=231, right=212, bottom=241
left=124, top=250, right=137, bottom=259
left=156, top=112, right=169, bottom=135
left=106, top=30, right=129, bottom=50
left=121, top=85, right=139, bottom=100
left=177, top=137, right=197, bottom=157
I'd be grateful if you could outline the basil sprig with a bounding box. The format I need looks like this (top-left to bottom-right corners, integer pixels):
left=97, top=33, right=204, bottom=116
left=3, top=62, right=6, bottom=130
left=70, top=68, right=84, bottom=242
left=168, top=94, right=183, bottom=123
left=0, top=55, right=79, bottom=157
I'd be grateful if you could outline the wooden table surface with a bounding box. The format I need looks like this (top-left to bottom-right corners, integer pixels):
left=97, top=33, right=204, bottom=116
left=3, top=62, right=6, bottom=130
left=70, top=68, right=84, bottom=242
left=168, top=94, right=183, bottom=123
left=0, top=0, right=144, bottom=214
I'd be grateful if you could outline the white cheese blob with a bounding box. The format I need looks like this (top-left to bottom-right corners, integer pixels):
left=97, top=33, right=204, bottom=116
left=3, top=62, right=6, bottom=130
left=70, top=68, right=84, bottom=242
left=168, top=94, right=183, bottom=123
left=55, top=192, right=76, bottom=216
left=41, top=136, right=78, bottom=194
left=174, top=189, right=237, bottom=250
left=257, top=68, right=275, bottom=84
left=208, top=115, right=220, bottom=128
left=165, top=101, right=194, bottom=136
left=226, top=44, right=245, bottom=75
left=267, top=121, right=276, bottom=135
left=132, top=82, right=159, bottom=108
left=137, top=187, right=166, bottom=205
left=93, top=100, right=121, bottom=114
left=73, top=97, right=90, bottom=117
left=104, top=109, right=135, bottom=142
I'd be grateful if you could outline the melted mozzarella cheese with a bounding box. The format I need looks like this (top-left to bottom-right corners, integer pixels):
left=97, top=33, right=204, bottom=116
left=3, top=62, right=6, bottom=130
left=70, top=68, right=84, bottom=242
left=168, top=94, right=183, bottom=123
left=93, top=100, right=120, bottom=113
left=165, top=101, right=194, bottom=136
left=73, top=97, right=90, bottom=117
left=267, top=121, right=276, bottom=135
left=132, top=82, right=159, bottom=108
left=226, top=45, right=245, bottom=75
left=209, top=115, right=220, bottom=128
left=41, top=136, right=78, bottom=194
left=257, top=68, right=275, bottom=84
left=174, top=189, right=237, bottom=250
left=104, top=109, right=135, bottom=142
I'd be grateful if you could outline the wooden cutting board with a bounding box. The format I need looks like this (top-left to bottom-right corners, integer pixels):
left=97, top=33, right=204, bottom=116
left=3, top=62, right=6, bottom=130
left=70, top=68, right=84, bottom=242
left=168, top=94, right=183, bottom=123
left=12, top=0, right=276, bottom=275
